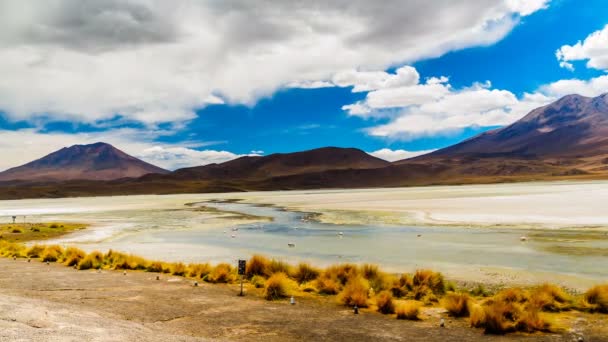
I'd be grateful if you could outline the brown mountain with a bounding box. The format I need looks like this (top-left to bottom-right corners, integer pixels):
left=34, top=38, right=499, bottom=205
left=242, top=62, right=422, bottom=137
left=154, top=147, right=390, bottom=181
left=408, top=94, right=608, bottom=168
left=0, top=142, right=168, bottom=182
left=2, top=93, right=608, bottom=199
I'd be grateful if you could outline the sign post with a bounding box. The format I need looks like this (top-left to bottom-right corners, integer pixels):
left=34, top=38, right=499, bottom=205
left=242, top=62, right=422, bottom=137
left=238, top=259, right=246, bottom=296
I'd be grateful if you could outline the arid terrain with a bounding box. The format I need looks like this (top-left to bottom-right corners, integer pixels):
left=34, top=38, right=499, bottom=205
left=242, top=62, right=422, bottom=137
left=1, top=258, right=606, bottom=342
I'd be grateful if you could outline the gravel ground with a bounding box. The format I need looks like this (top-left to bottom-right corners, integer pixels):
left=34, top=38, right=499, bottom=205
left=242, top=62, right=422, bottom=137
left=0, top=258, right=606, bottom=342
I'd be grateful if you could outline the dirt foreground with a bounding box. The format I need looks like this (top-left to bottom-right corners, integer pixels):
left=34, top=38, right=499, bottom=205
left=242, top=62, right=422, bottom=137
left=0, top=259, right=606, bottom=341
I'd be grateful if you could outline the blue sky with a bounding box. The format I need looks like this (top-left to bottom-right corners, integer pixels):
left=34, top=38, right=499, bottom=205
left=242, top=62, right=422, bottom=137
left=0, top=0, right=607, bottom=170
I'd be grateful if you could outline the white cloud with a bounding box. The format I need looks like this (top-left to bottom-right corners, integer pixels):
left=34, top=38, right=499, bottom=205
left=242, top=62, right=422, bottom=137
left=505, top=0, right=550, bottom=16
left=540, top=75, right=608, bottom=98
left=557, top=24, right=608, bottom=71
left=368, top=148, right=435, bottom=162
left=0, top=128, right=249, bottom=172
left=340, top=67, right=554, bottom=140
left=136, top=146, right=260, bottom=170
left=0, top=1, right=549, bottom=128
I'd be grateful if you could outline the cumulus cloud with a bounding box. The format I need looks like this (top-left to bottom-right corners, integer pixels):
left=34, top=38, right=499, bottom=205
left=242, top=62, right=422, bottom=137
left=0, top=0, right=549, bottom=128
left=0, top=128, right=249, bottom=171
left=368, top=148, right=435, bottom=162
left=136, top=146, right=260, bottom=170
left=557, top=24, right=608, bottom=71
left=339, top=67, right=554, bottom=140
left=540, top=75, right=608, bottom=98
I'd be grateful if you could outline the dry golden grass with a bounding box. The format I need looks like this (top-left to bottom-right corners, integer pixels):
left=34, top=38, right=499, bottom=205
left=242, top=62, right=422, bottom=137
left=251, top=275, right=266, bottom=288
left=395, top=300, right=422, bottom=320
left=293, top=263, right=320, bottom=284
left=338, top=276, right=370, bottom=308
left=77, top=251, right=104, bottom=270
left=246, top=254, right=270, bottom=278
left=442, top=292, right=473, bottom=317
left=315, top=274, right=341, bottom=295
left=471, top=288, right=556, bottom=334
left=187, top=263, right=212, bottom=279
left=207, top=263, right=236, bottom=283
left=264, top=272, right=295, bottom=300
left=26, top=244, right=45, bottom=258
left=62, top=247, right=86, bottom=266
left=0, top=240, right=603, bottom=337
left=583, top=284, right=608, bottom=313
left=325, top=264, right=359, bottom=286
left=375, top=290, right=395, bottom=314
left=40, top=245, right=64, bottom=262
left=530, top=284, right=572, bottom=312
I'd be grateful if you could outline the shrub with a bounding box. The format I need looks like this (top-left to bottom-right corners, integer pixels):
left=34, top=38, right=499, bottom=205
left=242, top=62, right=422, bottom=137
left=11, top=228, right=22, bottom=233
left=362, top=264, right=394, bottom=293
left=413, top=269, right=445, bottom=296
left=0, top=241, right=26, bottom=257
left=583, top=284, right=608, bottom=313
left=251, top=275, right=266, bottom=288
left=170, top=262, right=187, bottom=276
left=473, top=297, right=554, bottom=334
left=530, top=284, right=572, bottom=312
left=338, top=276, right=370, bottom=308
left=470, top=284, right=489, bottom=297
left=264, top=272, right=294, bottom=300
left=325, top=264, right=359, bottom=286
left=207, top=263, right=235, bottom=283
left=40, top=245, right=64, bottom=262
left=396, top=300, right=422, bottom=320
left=246, top=255, right=270, bottom=278
left=293, top=263, right=320, bottom=284
left=315, top=274, right=341, bottom=295
left=268, top=259, right=292, bottom=276
left=146, top=261, right=164, bottom=273
left=62, top=247, right=86, bottom=266
left=187, top=263, right=212, bottom=279
left=495, top=288, right=529, bottom=304
left=376, top=291, right=395, bottom=314
left=26, top=245, right=45, bottom=258
left=391, top=274, right=413, bottom=298
left=442, top=292, right=473, bottom=317
left=469, top=303, right=486, bottom=328
left=49, top=224, right=59, bottom=228
left=77, top=251, right=104, bottom=270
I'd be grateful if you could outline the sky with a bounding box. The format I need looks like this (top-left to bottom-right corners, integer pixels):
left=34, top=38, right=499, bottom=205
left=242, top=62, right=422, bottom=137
left=0, top=0, right=607, bottom=171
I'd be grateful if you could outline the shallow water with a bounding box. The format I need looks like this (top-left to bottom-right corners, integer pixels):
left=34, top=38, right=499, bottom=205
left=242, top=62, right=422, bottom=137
left=2, top=189, right=608, bottom=288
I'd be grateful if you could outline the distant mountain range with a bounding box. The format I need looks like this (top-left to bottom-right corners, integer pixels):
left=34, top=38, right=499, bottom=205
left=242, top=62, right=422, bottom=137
left=1, top=93, right=608, bottom=199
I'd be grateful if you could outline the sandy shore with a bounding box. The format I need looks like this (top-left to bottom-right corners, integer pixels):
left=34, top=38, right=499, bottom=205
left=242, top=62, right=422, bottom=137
left=1, top=258, right=605, bottom=342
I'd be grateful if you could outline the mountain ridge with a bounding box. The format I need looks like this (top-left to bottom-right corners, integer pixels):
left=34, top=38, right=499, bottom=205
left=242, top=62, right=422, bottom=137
left=0, top=142, right=169, bottom=182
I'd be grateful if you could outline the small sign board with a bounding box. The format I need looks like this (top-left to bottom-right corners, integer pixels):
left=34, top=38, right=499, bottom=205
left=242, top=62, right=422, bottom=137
left=238, top=259, right=246, bottom=275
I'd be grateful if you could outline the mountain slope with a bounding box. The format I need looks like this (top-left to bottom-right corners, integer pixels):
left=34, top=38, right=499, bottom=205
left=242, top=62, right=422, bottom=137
left=165, top=147, right=390, bottom=181
left=0, top=142, right=168, bottom=181
left=415, top=94, right=608, bottom=160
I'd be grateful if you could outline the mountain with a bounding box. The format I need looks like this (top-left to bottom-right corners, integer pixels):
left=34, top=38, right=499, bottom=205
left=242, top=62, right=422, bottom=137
left=0, top=142, right=169, bottom=182
left=1, top=94, right=608, bottom=199
left=410, top=94, right=608, bottom=165
left=156, top=147, right=390, bottom=181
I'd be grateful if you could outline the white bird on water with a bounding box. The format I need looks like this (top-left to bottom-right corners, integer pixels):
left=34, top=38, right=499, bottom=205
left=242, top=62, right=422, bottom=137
left=520, top=236, right=528, bottom=242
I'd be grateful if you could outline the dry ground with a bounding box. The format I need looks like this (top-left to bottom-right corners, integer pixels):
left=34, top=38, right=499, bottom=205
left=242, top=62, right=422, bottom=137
left=0, top=259, right=606, bottom=341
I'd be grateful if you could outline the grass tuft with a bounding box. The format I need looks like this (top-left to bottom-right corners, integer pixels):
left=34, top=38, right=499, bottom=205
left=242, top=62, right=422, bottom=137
left=263, top=272, right=295, bottom=300
left=375, top=290, right=395, bottom=314
left=395, top=300, right=422, bottom=320
left=40, top=245, right=64, bottom=262
left=207, top=263, right=235, bottom=283
left=442, top=292, right=473, bottom=317
left=293, top=263, right=320, bottom=284
left=338, top=276, right=370, bottom=308
left=583, top=284, right=608, bottom=313
left=77, top=251, right=104, bottom=270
